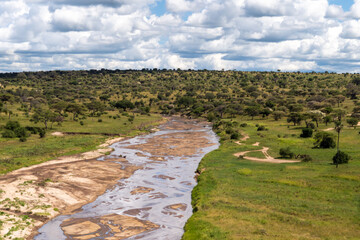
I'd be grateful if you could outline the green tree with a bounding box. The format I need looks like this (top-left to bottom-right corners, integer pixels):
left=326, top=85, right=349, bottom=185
left=31, top=108, right=57, bottom=129
left=333, top=151, right=351, bottom=167
left=287, top=113, right=302, bottom=126
left=112, top=100, right=135, bottom=111
left=66, top=103, right=86, bottom=120
left=245, top=106, right=260, bottom=120
left=346, top=118, right=358, bottom=129
left=85, top=101, right=106, bottom=117
left=313, top=132, right=336, bottom=149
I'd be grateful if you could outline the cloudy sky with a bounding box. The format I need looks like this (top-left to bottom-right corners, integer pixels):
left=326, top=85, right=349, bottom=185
left=0, top=0, right=359, bottom=72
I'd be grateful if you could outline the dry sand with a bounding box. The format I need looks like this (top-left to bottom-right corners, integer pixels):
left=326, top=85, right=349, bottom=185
left=0, top=136, right=135, bottom=239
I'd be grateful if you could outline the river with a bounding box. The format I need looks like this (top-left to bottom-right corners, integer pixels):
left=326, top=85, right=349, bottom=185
left=35, top=117, right=219, bottom=240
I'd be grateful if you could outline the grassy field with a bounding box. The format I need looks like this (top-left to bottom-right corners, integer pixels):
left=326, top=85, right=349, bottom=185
left=0, top=107, right=163, bottom=174
left=183, top=117, right=360, bottom=240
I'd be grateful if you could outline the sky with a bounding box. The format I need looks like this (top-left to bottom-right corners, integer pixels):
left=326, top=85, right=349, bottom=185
left=1, top=0, right=360, bottom=73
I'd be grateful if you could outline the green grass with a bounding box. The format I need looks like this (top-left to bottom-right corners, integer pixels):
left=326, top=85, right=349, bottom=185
left=0, top=134, right=105, bottom=174
left=0, top=109, right=164, bottom=174
left=244, top=151, right=266, bottom=159
left=184, top=118, right=360, bottom=240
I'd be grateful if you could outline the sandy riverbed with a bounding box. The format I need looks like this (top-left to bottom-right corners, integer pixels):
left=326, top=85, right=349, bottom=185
left=0, top=136, right=139, bottom=239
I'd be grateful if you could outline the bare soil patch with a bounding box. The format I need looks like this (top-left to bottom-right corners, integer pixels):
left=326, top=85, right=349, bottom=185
left=0, top=137, right=131, bottom=239
left=127, top=131, right=215, bottom=157
left=60, top=214, right=159, bottom=240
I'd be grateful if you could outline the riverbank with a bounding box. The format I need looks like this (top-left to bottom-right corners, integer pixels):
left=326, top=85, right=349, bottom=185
left=0, top=116, right=166, bottom=239
left=0, top=136, right=139, bottom=239
left=0, top=117, right=219, bottom=239
left=183, top=118, right=360, bottom=239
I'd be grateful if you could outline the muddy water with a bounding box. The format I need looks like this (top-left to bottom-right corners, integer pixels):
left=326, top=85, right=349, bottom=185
left=35, top=118, right=219, bottom=240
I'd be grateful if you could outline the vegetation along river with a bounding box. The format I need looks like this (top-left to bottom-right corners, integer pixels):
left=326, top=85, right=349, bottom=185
left=35, top=117, right=219, bottom=239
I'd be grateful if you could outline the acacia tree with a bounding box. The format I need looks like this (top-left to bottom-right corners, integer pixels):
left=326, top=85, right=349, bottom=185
left=287, top=113, right=302, bottom=126
left=346, top=118, right=358, bottom=129
left=245, top=106, right=260, bottom=120
left=31, top=108, right=58, bottom=129
left=333, top=120, right=350, bottom=168
left=66, top=103, right=86, bottom=120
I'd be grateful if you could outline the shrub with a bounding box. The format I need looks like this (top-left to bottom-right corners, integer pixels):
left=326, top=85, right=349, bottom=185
left=300, top=128, right=313, bottom=138
left=5, top=121, right=20, bottom=131
left=2, top=130, right=16, bottom=138
left=333, top=151, right=350, bottom=166
left=307, top=122, right=316, bottom=129
left=240, top=123, right=248, bottom=127
left=79, top=121, right=84, bottom=126
left=98, top=119, right=103, bottom=122
left=25, top=126, right=41, bottom=134
left=313, top=132, right=336, bottom=149
left=19, top=136, right=27, bottom=142
left=257, top=125, right=266, bottom=131
left=230, top=132, right=240, bottom=140
left=206, top=112, right=216, bottom=122
left=15, top=127, right=30, bottom=138
left=38, top=129, right=46, bottom=138
left=279, top=147, right=294, bottom=158
left=300, top=155, right=312, bottom=162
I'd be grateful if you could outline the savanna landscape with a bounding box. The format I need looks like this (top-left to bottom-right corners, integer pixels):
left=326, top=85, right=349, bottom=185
left=0, top=70, right=359, bottom=239
left=1, top=0, right=360, bottom=239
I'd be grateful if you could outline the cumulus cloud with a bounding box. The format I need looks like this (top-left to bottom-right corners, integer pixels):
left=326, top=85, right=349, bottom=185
left=0, top=0, right=360, bottom=72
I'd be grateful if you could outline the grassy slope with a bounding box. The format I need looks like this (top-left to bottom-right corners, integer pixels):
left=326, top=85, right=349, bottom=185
left=183, top=118, right=360, bottom=240
left=0, top=108, right=163, bottom=174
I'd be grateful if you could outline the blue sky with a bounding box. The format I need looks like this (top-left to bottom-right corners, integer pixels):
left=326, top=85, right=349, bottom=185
left=1, top=0, right=360, bottom=72
left=151, top=0, right=167, bottom=16
left=329, top=0, right=354, bottom=10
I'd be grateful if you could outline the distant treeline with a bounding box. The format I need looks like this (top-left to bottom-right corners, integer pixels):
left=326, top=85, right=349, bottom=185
left=0, top=69, right=359, bottom=125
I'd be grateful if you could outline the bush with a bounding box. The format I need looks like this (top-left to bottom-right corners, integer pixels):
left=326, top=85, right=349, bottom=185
left=38, top=128, right=46, bottom=138
left=98, top=119, right=103, bottom=122
left=80, top=121, right=84, bottom=126
left=15, top=127, right=30, bottom=138
left=25, top=126, right=41, bottom=134
left=257, top=125, right=267, bottom=131
left=300, top=128, right=313, bottom=138
left=333, top=151, right=351, bottom=166
left=300, top=155, right=312, bottom=162
left=279, top=147, right=294, bottom=158
left=5, top=121, right=20, bottom=131
left=230, top=132, right=240, bottom=140
left=307, top=122, right=316, bottom=129
left=240, top=123, right=247, bottom=127
left=313, top=132, right=336, bottom=149
left=19, top=136, right=27, bottom=142
left=2, top=130, right=16, bottom=138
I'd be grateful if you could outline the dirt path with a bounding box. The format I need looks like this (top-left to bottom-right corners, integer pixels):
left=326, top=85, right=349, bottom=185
left=240, top=132, right=250, bottom=141
left=233, top=131, right=299, bottom=164
left=234, top=147, right=300, bottom=164
left=324, top=122, right=360, bottom=131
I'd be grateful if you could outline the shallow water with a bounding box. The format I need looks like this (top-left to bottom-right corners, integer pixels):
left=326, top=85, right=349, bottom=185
left=35, top=118, right=219, bottom=240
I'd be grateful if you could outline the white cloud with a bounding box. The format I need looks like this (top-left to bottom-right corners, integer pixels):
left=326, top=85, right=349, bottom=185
left=326, top=4, right=344, bottom=18
left=0, top=0, right=360, bottom=72
left=349, top=0, right=360, bottom=18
